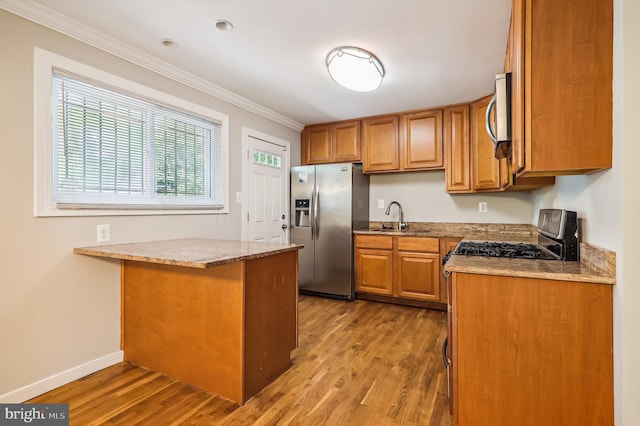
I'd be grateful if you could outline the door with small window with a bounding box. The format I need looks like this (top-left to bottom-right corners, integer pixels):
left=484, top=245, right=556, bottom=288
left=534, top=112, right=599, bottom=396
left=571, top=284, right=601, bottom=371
left=246, top=136, right=288, bottom=243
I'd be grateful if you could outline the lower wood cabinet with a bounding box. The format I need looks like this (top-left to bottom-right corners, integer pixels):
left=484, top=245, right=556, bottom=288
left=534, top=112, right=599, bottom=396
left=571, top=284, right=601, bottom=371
left=395, top=236, right=441, bottom=301
left=450, top=272, right=613, bottom=425
left=354, top=235, right=394, bottom=295
left=355, top=234, right=445, bottom=305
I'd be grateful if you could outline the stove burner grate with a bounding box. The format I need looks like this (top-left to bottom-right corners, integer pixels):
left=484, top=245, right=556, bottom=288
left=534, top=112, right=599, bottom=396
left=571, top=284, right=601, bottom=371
left=453, top=241, right=559, bottom=260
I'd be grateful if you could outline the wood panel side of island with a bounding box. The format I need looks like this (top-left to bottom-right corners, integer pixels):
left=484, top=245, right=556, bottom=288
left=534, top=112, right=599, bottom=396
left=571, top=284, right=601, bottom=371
left=122, top=260, right=245, bottom=403
left=243, top=250, right=298, bottom=399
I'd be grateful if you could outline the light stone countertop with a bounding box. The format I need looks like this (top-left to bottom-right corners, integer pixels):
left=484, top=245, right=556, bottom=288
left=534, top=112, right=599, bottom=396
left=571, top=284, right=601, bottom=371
left=443, top=250, right=615, bottom=285
left=354, top=221, right=536, bottom=240
left=74, top=238, right=303, bottom=269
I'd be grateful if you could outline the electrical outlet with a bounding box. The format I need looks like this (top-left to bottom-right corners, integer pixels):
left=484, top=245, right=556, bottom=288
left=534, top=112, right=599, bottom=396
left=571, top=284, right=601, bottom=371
left=97, top=224, right=110, bottom=242
left=478, top=202, right=488, bottom=213
left=378, top=199, right=385, bottom=208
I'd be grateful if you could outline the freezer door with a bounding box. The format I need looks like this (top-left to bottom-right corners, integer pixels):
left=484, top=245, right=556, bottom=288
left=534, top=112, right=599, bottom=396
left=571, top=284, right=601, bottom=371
left=290, top=165, right=315, bottom=292
left=314, top=163, right=354, bottom=298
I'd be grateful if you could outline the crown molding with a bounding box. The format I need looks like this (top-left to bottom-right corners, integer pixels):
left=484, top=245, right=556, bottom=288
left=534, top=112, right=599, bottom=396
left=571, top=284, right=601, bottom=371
left=0, top=0, right=304, bottom=132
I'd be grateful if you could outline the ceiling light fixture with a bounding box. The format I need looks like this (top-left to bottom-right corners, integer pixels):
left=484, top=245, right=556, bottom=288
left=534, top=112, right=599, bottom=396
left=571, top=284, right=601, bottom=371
left=326, top=46, right=385, bottom=92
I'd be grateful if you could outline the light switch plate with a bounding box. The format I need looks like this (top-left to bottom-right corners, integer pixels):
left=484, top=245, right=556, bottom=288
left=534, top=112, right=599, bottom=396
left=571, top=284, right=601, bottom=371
left=236, top=192, right=242, bottom=203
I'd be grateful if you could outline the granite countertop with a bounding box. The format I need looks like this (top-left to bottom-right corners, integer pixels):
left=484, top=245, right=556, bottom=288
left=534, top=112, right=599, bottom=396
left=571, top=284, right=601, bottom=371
left=354, top=222, right=536, bottom=240
left=443, top=249, right=615, bottom=285
left=443, top=239, right=616, bottom=285
left=74, top=238, right=303, bottom=269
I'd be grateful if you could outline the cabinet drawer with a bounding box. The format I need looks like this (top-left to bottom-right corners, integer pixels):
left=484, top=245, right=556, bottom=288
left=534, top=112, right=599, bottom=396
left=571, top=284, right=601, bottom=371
left=397, top=237, right=439, bottom=252
left=355, top=235, right=393, bottom=249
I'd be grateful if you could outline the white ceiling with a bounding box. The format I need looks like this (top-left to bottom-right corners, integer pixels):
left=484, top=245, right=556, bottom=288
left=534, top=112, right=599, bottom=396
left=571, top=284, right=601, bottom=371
left=4, top=0, right=512, bottom=128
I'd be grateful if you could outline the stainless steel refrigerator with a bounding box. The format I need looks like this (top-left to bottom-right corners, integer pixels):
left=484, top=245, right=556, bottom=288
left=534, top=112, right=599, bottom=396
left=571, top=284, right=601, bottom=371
left=290, top=163, right=369, bottom=300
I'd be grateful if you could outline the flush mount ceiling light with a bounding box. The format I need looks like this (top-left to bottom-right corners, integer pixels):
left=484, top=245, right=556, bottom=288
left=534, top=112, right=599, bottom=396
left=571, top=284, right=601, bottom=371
left=326, top=46, right=385, bottom=92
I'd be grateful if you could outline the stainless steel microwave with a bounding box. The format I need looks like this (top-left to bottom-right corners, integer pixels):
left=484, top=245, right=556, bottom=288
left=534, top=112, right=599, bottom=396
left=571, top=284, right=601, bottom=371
left=485, top=72, right=512, bottom=158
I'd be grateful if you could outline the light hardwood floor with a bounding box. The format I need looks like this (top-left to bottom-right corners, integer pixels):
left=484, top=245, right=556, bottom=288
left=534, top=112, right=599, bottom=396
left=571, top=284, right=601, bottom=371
left=28, top=295, right=452, bottom=425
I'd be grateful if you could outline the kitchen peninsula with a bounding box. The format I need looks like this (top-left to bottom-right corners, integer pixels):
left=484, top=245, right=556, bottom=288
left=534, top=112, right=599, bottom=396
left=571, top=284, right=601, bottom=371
left=74, top=238, right=302, bottom=404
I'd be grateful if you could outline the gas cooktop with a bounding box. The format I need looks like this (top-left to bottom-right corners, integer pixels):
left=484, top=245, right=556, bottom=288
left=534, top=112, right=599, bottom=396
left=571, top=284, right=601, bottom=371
left=453, top=241, right=560, bottom=260
left=449, top=209, right=579, bottom=262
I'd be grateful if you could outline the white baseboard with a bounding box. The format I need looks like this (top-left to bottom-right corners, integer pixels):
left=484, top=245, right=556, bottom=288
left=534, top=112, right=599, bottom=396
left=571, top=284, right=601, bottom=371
left=0, top=351, right=124, bottom=403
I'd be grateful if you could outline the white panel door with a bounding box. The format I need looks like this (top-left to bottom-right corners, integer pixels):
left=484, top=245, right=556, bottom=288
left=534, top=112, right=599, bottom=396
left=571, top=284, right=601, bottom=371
left=247, top=136, right=288, bottom=243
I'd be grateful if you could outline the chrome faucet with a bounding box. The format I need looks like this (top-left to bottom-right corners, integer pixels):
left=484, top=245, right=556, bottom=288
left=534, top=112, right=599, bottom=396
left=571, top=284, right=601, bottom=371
left=385, top=201, right=407, bottom=231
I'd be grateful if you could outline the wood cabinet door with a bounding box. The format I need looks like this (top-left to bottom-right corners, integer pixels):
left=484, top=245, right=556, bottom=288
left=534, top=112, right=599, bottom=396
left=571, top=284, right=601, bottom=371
left=362, top=115, right=399, bottom=172
left=304, top=125, right=332, bottom=164
left=401, top=109, right=443, bottom=170
left=509, top=0, right=525, bottom=175
left=471, top=95, right=502, bottom=191
left=444, top=105, right=471, bottom=193
left=355, top=247, right=393, bottom=295
left=453, top=273, right=613, bottom=426
left=332, top=120, right=361, bottom=162
left=395, top=251, right=440, bottom=301
left=516, top=0, right=612, bottom=176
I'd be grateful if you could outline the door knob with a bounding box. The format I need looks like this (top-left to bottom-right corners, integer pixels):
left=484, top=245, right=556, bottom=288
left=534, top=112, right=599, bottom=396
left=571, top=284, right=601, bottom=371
left=282, top=224, right=288, bottom=230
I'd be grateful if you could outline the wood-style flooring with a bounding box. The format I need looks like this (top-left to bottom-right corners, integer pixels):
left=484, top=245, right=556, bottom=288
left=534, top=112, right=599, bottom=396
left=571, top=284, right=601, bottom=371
left=28, top=295, right=452, bottom=425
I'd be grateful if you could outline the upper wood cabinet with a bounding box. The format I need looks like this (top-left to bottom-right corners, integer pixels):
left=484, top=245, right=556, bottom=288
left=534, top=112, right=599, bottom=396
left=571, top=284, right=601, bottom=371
left=471, top=95, right=507, bottom=191
left=363, top=109, right=444, bottom=173
left=362, top=115, right=399, bottom=172
left=508, top=0, right=613, bottom=177
left=444, top=104, right=471, bottom=193
left=445, top=98, right=554, bottom=193
left=301, top=120, right=361, bottom=165
left=401, top=109, right=443, bottom=170
left=303, top=125, right=331, bottom=164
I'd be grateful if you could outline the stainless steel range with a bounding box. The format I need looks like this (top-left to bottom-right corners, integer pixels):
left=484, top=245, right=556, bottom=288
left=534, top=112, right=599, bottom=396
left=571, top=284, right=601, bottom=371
left=453, top=209, right=579, bottom=261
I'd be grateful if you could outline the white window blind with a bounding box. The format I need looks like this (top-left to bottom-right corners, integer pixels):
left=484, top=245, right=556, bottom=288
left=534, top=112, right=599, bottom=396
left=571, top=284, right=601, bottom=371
left=51, top=72, right=223, bottom=209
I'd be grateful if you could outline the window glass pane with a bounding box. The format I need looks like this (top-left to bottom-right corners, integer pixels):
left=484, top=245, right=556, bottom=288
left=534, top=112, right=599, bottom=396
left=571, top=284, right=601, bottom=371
left=51, top=72, right=223, bottom=209
left=54, top=77, right=147, bottom=196
left=152, top=113, right=210, bottom=198
left=252, top=149, right=281, bottom=169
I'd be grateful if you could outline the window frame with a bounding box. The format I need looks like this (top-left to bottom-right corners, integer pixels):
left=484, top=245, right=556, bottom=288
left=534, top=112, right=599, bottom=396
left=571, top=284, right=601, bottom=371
left=34, top=48, right=230, bottom=217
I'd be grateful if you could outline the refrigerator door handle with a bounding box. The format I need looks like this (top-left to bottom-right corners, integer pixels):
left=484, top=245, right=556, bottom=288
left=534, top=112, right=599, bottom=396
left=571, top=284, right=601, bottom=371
left=309, top=187, right=315, bottom=239
left=314, top=185, right=320, bottom=239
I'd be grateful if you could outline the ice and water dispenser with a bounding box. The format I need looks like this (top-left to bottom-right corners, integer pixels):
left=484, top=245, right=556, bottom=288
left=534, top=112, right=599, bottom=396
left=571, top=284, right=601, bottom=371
left=294, top=199, right=310, bottom=227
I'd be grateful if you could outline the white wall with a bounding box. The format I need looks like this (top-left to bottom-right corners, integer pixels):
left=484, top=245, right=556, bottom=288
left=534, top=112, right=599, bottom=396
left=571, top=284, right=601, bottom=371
left=370, top=171, right=534, bottom=223
left=531, top=0, right=640, bottom=423
left=0, top=10, right=300, bottom=400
